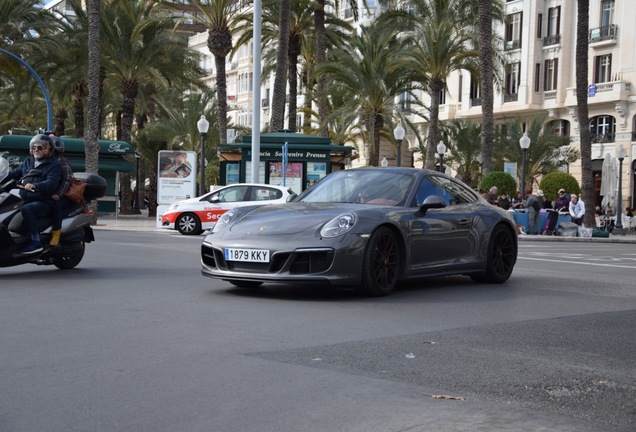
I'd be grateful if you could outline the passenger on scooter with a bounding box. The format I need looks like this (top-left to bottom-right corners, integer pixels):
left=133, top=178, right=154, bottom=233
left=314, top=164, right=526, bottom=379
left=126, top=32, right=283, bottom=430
left=49, top=135, right=74, bottom=247
left=3, top=134, right=61, bottom=254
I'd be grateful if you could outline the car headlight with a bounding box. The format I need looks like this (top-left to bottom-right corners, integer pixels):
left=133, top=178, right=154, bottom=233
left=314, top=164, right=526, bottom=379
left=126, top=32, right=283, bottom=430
left=320, top=213, right=356, bottom=238
left=212, top=209, right=236, bottom=233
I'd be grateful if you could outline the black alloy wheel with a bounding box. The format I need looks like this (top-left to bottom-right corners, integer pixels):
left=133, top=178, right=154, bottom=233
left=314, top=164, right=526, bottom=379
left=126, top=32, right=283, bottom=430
left=472, top=224, right=516, bottom=283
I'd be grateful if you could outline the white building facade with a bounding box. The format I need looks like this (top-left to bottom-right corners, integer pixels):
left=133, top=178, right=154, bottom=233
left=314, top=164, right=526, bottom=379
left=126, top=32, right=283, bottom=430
left=191, top=0, right=634, bottom=208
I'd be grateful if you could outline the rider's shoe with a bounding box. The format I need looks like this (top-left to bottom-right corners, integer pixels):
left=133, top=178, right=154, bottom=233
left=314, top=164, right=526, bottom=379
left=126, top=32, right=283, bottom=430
left=19, top=240, right=43, bottom=255
left=50, top=230, right=61, bottom=247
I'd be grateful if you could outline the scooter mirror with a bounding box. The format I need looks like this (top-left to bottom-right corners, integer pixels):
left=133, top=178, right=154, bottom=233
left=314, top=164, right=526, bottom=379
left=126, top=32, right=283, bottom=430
left=0, top=153, right=9, bottom=181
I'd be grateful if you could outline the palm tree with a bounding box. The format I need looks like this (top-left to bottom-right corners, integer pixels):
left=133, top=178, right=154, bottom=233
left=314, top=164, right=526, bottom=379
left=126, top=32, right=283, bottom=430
left=494, top=118, right=575, bottom=192
left=162, top=0, right=249, bottom=144
left=86, top=0, right=101, bottom=207
left=268, top=0, right=291, bottom=131
left=318, top=24, right=411, bottom=166
left=313, top=0, right=361, bottom=136
left=444, top=119, right=483, bottom=189
left=236, top=0, right=350, bottom=132
left=383, top=0, right=481, bottom=170
left=477, top=0, right=495, bottom=175
left=576, top=0, right=593, bottom=228
left=101, top=0, right=204, bottom=214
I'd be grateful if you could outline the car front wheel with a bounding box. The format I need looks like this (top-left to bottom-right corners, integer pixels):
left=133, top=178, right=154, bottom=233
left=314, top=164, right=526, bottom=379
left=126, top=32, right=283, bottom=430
left=176, top=213, right=202, bottom=235
left=471, top=224, right=516, bottom=283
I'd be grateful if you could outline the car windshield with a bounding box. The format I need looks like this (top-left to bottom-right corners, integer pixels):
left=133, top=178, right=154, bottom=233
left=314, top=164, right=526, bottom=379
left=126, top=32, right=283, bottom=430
left=297, top=169, right=414, bottom=206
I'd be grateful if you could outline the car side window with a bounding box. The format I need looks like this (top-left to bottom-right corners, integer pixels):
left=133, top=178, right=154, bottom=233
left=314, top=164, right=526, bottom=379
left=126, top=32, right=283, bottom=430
left=250, top=187, right=282, bottom=201
left=414, top=175, right=478, bottom=206
left=215, top=186, right=249, bottom=203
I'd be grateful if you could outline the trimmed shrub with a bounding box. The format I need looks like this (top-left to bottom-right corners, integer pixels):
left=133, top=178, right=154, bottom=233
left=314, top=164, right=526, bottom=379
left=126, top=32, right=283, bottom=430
left=539, top=172, right=580, bottom=201
left=478, top=171, right=517, bottom=197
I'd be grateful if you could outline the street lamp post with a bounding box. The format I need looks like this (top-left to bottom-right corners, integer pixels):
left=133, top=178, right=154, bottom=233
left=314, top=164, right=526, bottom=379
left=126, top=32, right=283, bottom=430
left=393, top=124, right=405, bottom=167
left=197, top=114, right=209, bottom=197
left=519, top=133, right=531, bottom=200
left=436, top=141, right=446, bottom=173
left=132, top=152, right=141, bottom=214
left=614, top=144, right=627, bottom=235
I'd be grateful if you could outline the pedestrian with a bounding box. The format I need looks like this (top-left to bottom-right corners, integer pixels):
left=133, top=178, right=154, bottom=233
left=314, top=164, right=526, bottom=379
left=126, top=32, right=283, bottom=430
left=553, top=188, right=570, bottom=212
left=568, top=193, right=585, bottom=226
left=511, top=191, right=523, bottom=209
left=49, top=136, right=73, bottom=247
left=498, top=192, right=510, bottom=210
left=486, top=186, right=499, bottom=206
left=525, top=189, right=541, bottom=235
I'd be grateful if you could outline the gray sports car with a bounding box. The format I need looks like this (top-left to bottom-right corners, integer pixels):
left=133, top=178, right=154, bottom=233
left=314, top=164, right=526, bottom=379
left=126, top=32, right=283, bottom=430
left=201, top=167, right=518, bottom=296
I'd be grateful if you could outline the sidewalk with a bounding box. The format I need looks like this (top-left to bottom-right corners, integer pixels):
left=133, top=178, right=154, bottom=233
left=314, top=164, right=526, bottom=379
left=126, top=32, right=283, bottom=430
left=92, top=210, right=167, bottom=233
left=91, top=210, right=636, bottom=242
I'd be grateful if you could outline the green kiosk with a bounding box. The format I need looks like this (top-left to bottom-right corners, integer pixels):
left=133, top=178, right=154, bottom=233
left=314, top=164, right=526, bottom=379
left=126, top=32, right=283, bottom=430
left=218, top=130, right=356, bottom=194
left=0, top=135, right=134, bottom=212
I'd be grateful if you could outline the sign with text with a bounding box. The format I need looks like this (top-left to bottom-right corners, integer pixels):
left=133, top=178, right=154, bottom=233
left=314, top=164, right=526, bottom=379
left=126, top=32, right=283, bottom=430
left=157, top=150, right=197, bottom=204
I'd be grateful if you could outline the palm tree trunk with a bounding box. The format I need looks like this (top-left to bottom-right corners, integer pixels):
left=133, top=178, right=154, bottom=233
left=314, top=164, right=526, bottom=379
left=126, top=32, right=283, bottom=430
left=86, top=0, right=101, bottom=219
left=478, top=0, right=494, bottom=175
left=425, top=79, right=443, bottom=170
left=287, top=40, right=301, bottom=132
left=118, top=80, right=138, bottom=215
left=270, top=0, right=291, bottom=131
left=314, top=0, right=328, bottom=136
left=576, top=0, right=593, bottom=227
left=302, top=67, right=312, bottom=133
left=214, top=54, right=228, bottom=143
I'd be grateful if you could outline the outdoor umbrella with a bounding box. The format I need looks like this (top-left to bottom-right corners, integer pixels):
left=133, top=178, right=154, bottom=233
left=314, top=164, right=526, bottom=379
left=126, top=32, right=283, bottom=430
left=600, top=152, right=617, bottom=213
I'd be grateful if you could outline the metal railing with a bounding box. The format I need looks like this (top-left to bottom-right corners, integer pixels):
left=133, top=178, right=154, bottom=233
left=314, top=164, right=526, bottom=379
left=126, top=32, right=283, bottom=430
left=589, top=24, right=618, bottom=43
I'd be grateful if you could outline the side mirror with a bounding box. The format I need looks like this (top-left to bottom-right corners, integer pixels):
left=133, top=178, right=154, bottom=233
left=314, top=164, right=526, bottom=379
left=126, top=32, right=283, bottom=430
left=419, top=195, right=447, bottom=214
left=286, top=193, right=298, bottom=202
left=210, top=196, right=220, bottom=203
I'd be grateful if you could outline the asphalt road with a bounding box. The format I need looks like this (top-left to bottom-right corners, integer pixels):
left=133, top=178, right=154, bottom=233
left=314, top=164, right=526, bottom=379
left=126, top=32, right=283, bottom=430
left=0, top=231, right=634, bottom=432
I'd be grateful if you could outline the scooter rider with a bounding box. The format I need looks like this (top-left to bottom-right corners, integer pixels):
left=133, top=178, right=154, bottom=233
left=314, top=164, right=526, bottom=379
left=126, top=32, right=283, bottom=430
left=49, top=135, right=73, bottom=247
left=4, top=134, right=61, bottom=254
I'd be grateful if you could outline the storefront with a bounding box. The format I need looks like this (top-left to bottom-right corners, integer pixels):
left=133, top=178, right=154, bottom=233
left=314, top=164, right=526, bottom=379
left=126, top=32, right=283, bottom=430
left=218, top=131, right=356, bottom=194
left=0, top=134, right=134, bottom=212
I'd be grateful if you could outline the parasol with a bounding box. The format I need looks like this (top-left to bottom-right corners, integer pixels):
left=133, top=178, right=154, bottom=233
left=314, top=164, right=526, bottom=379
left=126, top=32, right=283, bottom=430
left=600, top=153, right=617, bottom=214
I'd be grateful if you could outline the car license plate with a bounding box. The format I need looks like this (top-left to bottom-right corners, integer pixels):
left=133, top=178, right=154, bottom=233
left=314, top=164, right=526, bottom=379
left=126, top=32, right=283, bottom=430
left=225, top=248, right=270, bottom=262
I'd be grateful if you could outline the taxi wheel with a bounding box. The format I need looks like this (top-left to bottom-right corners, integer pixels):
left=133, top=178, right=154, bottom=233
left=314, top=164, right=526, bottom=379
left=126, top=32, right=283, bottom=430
left=176, top=213, right=202, bottom=235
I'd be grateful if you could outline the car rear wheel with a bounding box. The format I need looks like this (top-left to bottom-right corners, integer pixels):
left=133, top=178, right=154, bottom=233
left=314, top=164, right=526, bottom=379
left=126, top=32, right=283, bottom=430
left=360, top=227, right=400, bottom=296
left=471, top=224, right=516, bottom=283
left=176, top=213, right=202, bottom=235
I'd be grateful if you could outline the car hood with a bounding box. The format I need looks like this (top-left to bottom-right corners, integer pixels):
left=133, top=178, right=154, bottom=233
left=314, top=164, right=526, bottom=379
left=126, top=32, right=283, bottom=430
left=230, top=202, right=364, bottom=235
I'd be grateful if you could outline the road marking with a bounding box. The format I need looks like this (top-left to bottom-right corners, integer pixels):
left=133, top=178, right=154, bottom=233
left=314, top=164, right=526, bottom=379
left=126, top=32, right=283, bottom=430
left=518, top=256, right=636, bottom=269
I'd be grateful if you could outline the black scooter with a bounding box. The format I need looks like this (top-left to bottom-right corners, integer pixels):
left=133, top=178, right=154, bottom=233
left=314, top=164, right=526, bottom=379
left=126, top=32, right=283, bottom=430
left=0, top=167, right=107, bottom=270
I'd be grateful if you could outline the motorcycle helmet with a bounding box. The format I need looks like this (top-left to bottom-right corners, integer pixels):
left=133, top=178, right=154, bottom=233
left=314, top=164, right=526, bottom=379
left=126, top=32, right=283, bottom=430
left=29, top=134, right=54, bottom=156
left=49, top=134, right=65, bottom=155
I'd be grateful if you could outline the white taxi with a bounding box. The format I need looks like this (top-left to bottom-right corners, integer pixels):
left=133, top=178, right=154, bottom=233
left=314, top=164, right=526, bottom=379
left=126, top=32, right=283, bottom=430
left=161, top=183, right=295, bottom=235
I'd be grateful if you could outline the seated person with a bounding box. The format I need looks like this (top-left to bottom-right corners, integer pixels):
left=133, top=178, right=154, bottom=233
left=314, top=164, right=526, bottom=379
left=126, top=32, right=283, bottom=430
left=4, top=134, right=62, bottom=254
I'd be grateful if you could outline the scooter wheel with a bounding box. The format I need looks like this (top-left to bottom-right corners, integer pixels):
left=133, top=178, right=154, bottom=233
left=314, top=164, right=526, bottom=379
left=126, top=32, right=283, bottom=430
left=53, top=243, right=85, bottom=269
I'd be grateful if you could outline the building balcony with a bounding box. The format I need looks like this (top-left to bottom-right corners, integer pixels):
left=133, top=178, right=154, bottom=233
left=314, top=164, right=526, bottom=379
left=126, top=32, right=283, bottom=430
left=504, top=39, right=521, bottom=51
left=589, top=25, right=618, bottom=45
left=565, top=80, right=631, bottom=106
left=591, top=133, right=615, bottom=143
left=504, top=93, right=519, bottom=103
left=543, top=34, right=561, bottom=47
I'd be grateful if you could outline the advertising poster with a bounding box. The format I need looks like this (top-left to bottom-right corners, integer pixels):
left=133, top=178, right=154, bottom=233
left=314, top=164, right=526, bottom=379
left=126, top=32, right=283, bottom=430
left=269, top=162, right=303, bottom=194
left=158, top=150, right=197, bottom=205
